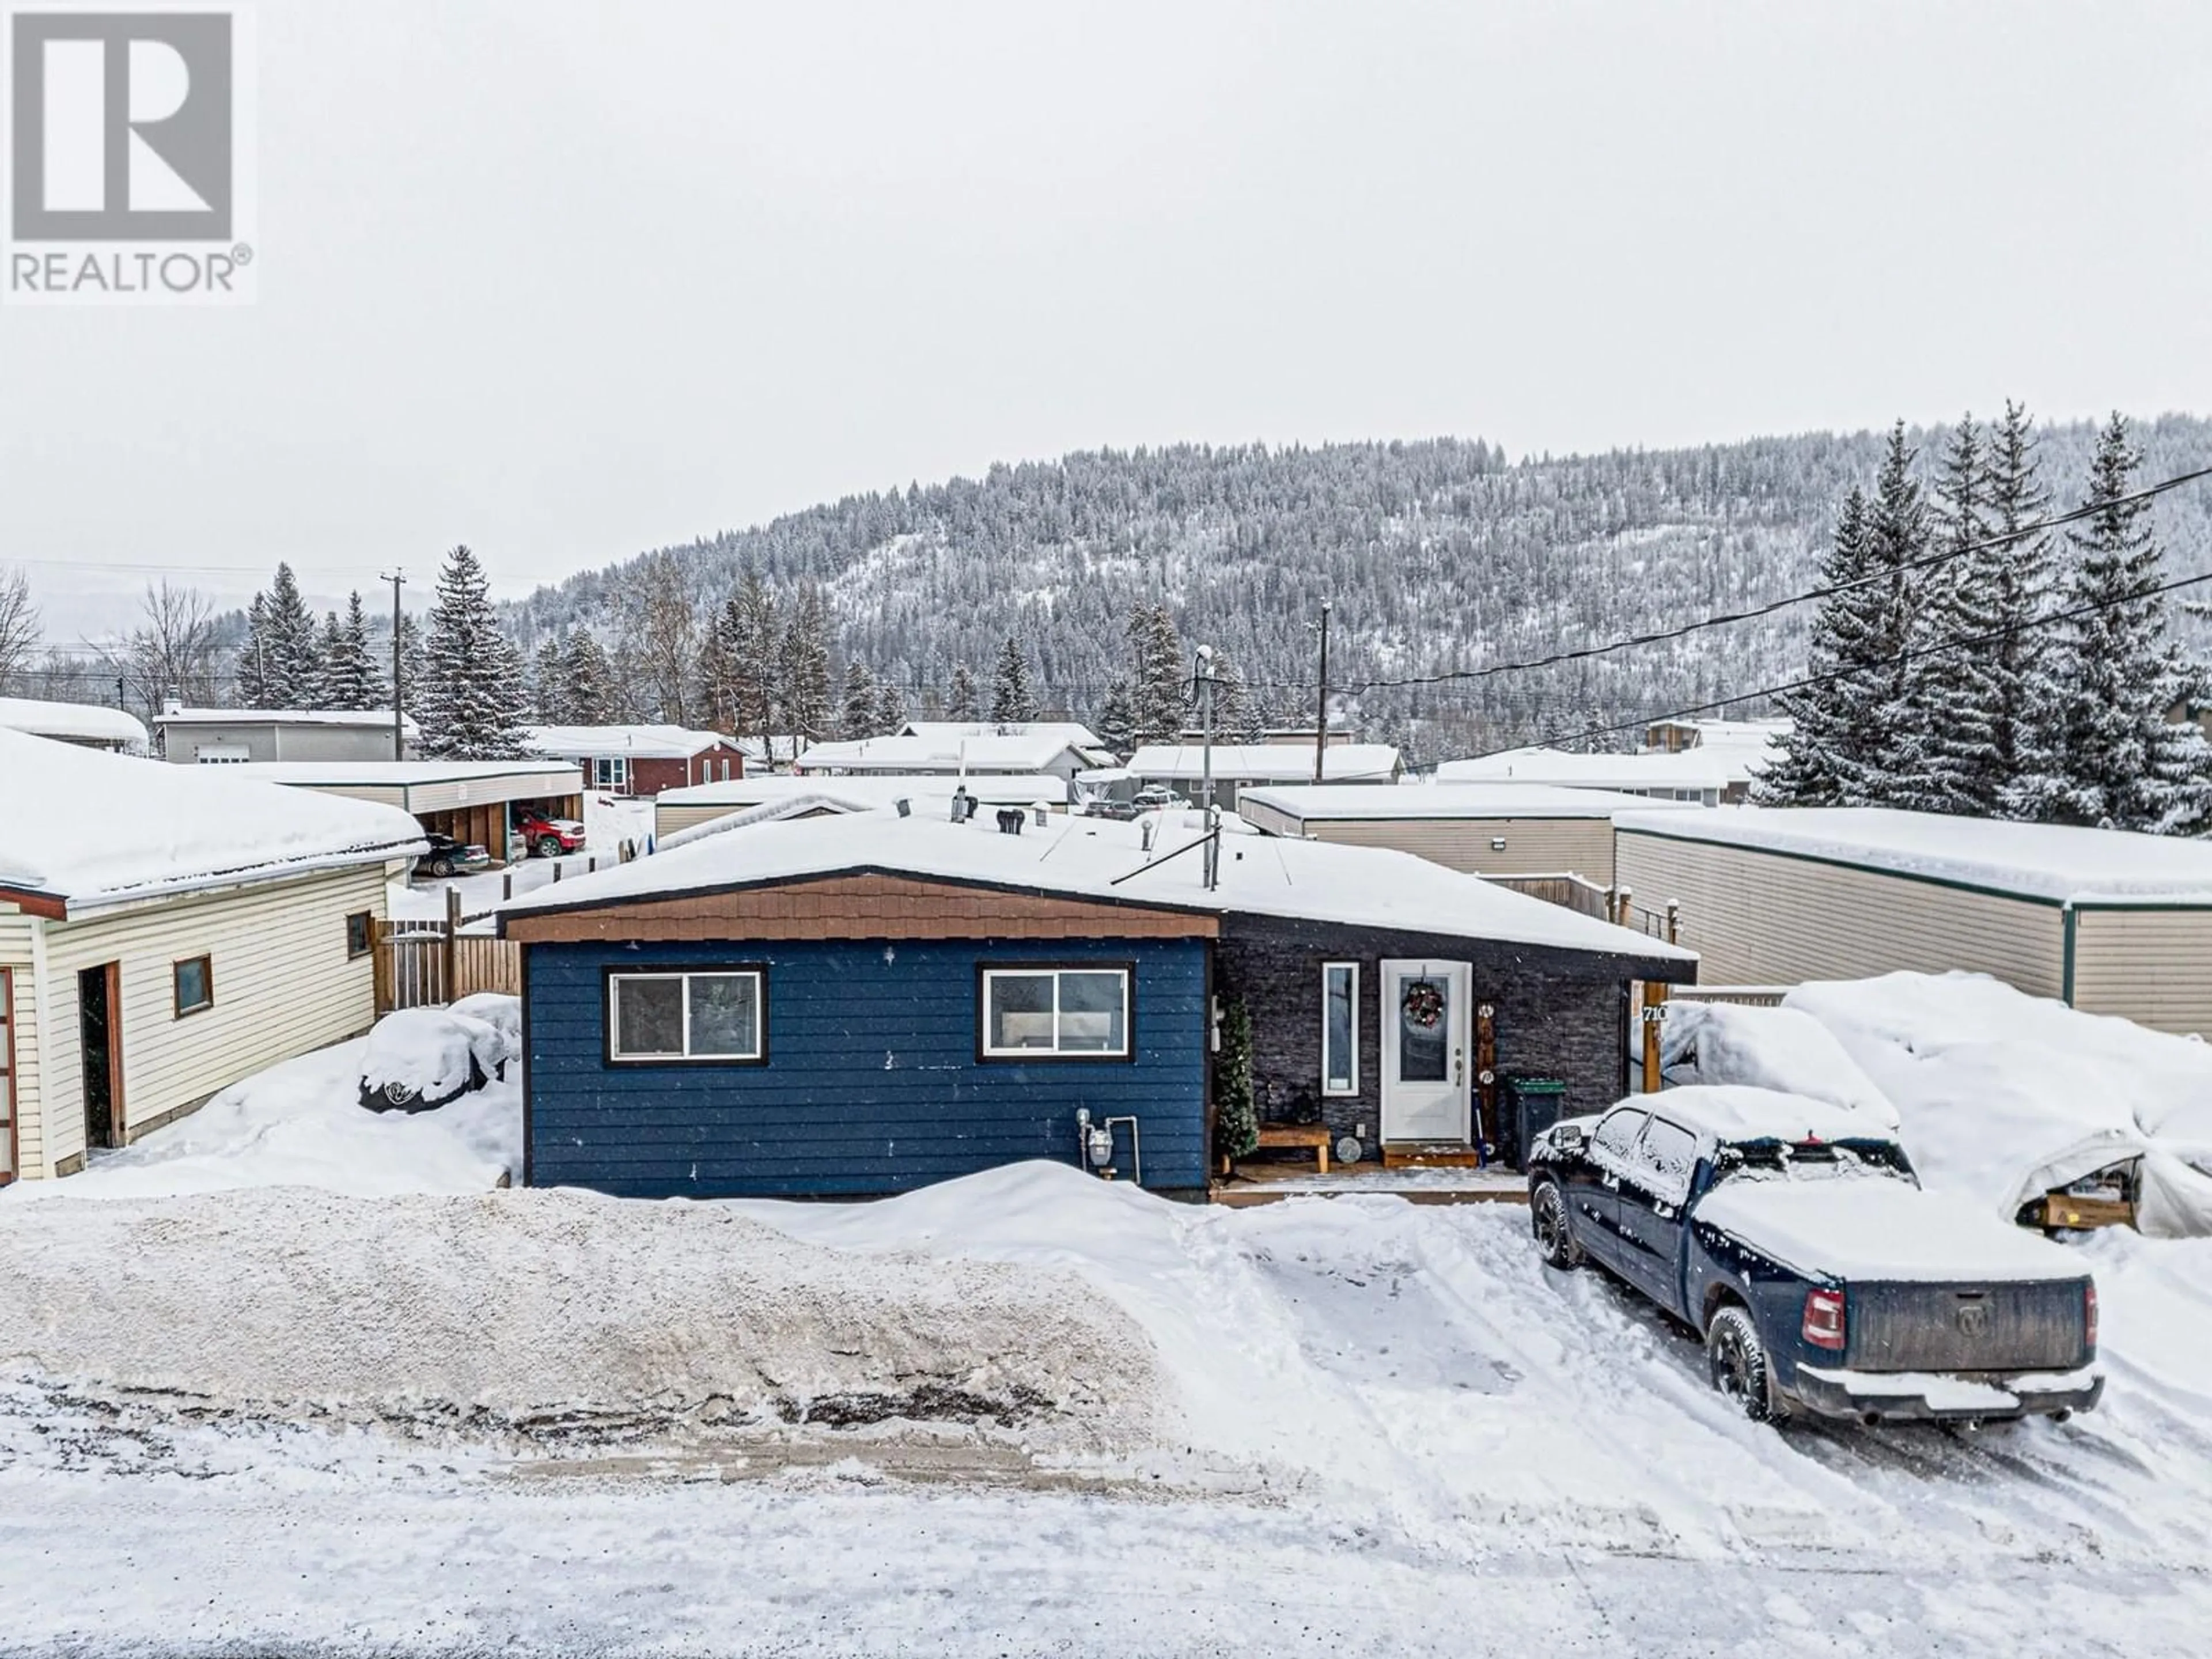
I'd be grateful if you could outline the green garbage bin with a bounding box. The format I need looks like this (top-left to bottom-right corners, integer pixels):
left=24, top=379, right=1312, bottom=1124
left=1504, top=1077, right=1568, bottom=1171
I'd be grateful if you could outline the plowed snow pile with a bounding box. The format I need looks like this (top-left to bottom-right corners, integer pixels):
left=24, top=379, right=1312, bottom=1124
left=0, top=1185, right=1159, bottom=1450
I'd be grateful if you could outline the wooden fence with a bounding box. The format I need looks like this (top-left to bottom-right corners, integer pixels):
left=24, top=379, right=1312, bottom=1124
left=373, top=891, right=522, bottom=1014
left=1483, top=872, right=1683, bottom=944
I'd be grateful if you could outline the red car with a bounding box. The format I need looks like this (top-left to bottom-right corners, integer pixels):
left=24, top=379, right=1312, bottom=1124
left=516, top=812, right=587, bottom=859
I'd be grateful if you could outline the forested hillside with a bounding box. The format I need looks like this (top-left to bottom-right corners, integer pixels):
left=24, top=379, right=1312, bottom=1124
left=507, top=416, right=2212, bottom=763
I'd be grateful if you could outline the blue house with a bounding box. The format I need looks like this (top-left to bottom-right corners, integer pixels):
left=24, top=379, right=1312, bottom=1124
left=499, top=806, right=1694, bottom=1200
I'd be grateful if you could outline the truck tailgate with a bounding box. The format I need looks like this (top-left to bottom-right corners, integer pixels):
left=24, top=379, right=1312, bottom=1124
left=1848, top=1279, right=2089, bottom=1373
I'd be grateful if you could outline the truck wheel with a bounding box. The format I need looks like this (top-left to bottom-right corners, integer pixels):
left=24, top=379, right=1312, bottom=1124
left=1707, top=1305, right=1785, bottom=1424
left=1531, top=1179, right=1582, bottom=1270
left=536, top=835, right=563, bottom=859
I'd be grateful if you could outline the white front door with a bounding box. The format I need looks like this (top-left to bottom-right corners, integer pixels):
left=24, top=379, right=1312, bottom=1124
left=1379, top=959, right=1472, bottom=1143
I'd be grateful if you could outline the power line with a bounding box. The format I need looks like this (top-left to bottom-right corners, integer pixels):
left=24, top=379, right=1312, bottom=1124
left=1341, top=461, right=2212, bottom=697
left=1468, top=563, right=2212, bottom=762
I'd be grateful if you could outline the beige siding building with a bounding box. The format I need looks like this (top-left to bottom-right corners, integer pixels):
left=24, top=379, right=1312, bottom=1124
left=0, top=732, right=424, bottom=1184
left=1238, top=783, right=1696, bottom=883
left=1613, top=807, right=2212, bottom=1035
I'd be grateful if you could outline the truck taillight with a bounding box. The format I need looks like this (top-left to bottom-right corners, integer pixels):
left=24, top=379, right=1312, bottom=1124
left=2085, top=1282, right=2099, bottom=1349
left=1802, top=1287, right=1847, bottom=1351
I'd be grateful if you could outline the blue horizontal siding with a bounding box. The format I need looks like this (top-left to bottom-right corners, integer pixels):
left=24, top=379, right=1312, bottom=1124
left=525, top=937, right=1208, bottom=1198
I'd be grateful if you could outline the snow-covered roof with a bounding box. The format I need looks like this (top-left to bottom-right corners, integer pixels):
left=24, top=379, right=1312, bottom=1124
left=659, top=773, right=1070, bottom=809
left=504, top=804, right=1696, bottom=964
left=0, top=729, right=425, bottom=915
left=0, top=696, right=147, bottom=749
left=1238, top=781, right=1702, bottom=824
left=1628, top=1084, right=1894, bottom=1147
left=527, top=724, right=737, bottom=760
left=1438, top=745, right=1760, bottom=793
left=226, top=760, right=580, bottom=787
left=897, top=720, right=1104, bottom=749
left=1126, top=743, right=1402, bottom=783
left=658, top=792, right=876, bottom=849
left=794, top=728, right=1099, bottom=774
left=1614, top=805, right=2212, bottom=904
left=1644, top=718, right=1791, bottom=751
left=154, top=706, right=421, bottom=734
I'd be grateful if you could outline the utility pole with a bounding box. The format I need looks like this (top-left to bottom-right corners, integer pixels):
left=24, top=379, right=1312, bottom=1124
left=113, top=675, right=124, bottom=712
left=381, top=570, right=407, bottom=760
left=1195, top=645, right=1215, bottom=813
left=1312, top=600, right=1331, bottom=783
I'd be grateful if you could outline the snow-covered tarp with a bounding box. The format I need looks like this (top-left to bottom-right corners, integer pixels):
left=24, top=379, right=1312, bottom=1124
left=0, top=728, right=425, bottom=911
left=359, top=1007, right=507, bottom=1108
left=1661, top=1001, right=1900, bottom=1128
left=1616, top=805, right=2212, bottom=904
left=1786, top=972, right=2212, bottom=1236
left=1694, top=1177, right=2092, bottom=1283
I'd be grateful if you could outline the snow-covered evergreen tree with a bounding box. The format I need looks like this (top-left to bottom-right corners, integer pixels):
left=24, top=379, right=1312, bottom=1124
left=874, top=680, right=908, bottom=736
left=840, top=660, right=878, bottom=739
left=315, top=592, right=385, bottom=711
left=1758, top=489, right=1881, bottom=807
left=946, top=661, right=980, bottom=723
left=560, top=629, right=618, bottom=724
left=2021, top=415, right=2212, bottom=832
left=991, top=637, right=1039, bottom=724
left=266, top=563, right=321, bottom=706
left=236, top=593, right=274, bottom=706
left=697, top=600, right=741, bottom=732
left=1094, top=676, right=1137, bottom=756
left=1983, top=404, right=2069, bottom=820
left=1129, top=604, right=1185, bottom=744
left=1857, top=424, right=1934, bottom=806
left=1897, top=416, right=1998, bottom=815
left=417, top=546, right=533, bottom=760
left=729, top=570, right=780, bottom=743
left=531, top=635, right=569, bottom=722
left=778, top=584, right=834, bottom=745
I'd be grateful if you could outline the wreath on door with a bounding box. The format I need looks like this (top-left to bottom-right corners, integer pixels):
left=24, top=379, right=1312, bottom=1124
left=1401, top=979, right=1445, bottom=1030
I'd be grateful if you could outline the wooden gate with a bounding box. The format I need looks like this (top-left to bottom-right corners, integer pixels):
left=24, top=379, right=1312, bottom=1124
left=373, top=895, right=522, bottom=1014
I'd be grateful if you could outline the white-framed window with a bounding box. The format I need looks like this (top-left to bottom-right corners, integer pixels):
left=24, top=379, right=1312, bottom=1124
left=980, top=966, right=1131, bottom=1059
left=1321, top=961, right=1359, bottom=1095
left=608, top=969, right=766, bottom=1063
left=593, top=755, right=630, bottom=790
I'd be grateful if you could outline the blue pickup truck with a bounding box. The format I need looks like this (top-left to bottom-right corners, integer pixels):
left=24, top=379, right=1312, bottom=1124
left=1527, top=1085, right=2103, bottom=1426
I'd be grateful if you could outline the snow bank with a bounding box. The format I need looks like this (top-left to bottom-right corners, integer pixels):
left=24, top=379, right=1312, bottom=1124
left=1662, top=1002, right=1899, bottom=1129
left=0, top=1184, right=1160, bottom=1450
left=1, top=1038, right=518, bottom=1200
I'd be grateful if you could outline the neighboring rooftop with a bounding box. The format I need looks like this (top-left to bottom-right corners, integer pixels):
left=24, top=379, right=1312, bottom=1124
left=0, top=730, right=425, bottom=915
left=503, top=802, right=1695, bottom=965
left=154, top=706, right=421, bottom=733
left=1238, top=781, right=1702, bottom=824
left=0, top=696, right=148, bottom=751
left=796, top=724, right=1106, bottom=774
left=658, top=773, right=1070, bottom=810
left=1437, top=745, right=1763, bottom=795
left=1613, top=805, right=2212, bottom=904
left=527, top=724, right=737, bottom=760
left=224, top=759, right=582, bottom=787
left=1126, top=743, right=1402, bottom=782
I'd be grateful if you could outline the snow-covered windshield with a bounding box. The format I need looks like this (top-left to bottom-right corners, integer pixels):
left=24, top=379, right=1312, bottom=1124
left=1710, top=1138, right=1916, bottom=1187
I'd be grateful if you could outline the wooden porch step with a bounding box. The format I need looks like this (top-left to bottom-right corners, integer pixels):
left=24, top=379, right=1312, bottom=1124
left=1382, top=1142, right=1485, bottom=1169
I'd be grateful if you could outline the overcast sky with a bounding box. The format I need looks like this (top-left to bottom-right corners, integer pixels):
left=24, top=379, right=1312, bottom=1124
left=5, top=0, right=2210, bottom=623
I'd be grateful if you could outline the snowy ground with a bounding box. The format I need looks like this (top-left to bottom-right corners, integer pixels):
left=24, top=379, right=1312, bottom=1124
left=5, top=999, right=2212, bottom=1654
